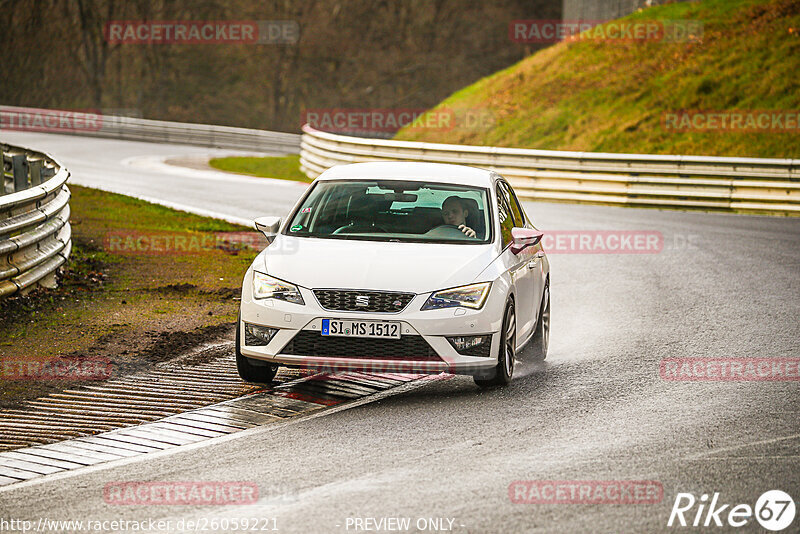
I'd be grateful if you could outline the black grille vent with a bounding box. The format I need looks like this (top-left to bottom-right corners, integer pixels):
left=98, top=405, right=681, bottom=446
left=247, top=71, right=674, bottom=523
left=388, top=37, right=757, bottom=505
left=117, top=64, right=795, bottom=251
left=313, top=289, right=415, bottom=313
left=279, top=331, right=441, bottom=361
left=448, top=335, right=493, bottom=358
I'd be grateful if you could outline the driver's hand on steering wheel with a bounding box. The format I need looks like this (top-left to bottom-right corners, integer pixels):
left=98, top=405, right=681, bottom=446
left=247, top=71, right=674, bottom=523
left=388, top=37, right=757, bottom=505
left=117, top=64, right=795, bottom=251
left=458, top=224, right=477, bottom=238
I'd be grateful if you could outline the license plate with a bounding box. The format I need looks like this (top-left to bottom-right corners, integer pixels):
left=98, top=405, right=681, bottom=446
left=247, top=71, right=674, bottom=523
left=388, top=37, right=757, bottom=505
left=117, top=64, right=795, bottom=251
left=321, top=319, right=401, bottom=339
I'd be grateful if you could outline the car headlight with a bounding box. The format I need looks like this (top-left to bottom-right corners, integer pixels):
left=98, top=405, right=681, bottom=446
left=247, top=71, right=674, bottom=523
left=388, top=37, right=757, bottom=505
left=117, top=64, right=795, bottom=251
left=421, top=282, right=491, bottom=310
left=252, top=271, right=304, bottom=304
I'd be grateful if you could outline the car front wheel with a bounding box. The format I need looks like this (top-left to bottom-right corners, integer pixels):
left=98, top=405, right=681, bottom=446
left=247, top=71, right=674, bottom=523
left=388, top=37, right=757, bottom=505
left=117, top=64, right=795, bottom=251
left=474, top=300, right=515, bottom=387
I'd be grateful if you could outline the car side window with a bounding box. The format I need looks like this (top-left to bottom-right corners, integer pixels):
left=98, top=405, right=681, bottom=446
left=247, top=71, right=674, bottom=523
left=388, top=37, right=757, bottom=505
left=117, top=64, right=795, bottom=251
left=499, top=181, right=526, bottom=228
left=496, top=184, right=514, bottom=248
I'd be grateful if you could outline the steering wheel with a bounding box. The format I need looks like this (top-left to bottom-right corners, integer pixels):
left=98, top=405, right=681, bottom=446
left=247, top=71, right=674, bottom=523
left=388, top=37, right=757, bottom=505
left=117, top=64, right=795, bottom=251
left=425, top=224, right=475, bottom=238
left=332, top=222, right=388, bottom=235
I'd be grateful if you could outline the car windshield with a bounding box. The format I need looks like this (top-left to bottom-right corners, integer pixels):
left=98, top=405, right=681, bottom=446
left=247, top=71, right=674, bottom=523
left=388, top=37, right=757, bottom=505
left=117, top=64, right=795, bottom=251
left=284, top=180, right=492, bottom=244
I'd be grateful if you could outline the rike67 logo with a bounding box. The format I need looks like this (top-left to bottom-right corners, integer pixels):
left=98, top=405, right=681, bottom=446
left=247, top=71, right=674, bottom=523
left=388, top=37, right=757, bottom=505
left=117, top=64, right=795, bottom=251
left=668, top=490, right=796, bottom=531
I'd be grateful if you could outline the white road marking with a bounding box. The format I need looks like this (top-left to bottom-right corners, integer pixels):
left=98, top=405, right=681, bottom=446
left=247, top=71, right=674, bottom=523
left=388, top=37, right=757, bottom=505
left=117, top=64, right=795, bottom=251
left=122, top=153, right=309, bottom=189
left=687, top=433, right=800, bottom=459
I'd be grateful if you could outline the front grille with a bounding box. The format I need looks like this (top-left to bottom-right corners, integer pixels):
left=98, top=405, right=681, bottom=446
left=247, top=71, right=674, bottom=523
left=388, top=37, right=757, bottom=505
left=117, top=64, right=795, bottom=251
left=279, top=331, right=441, bottom=361
left=313, top=289, right=415, bottom=313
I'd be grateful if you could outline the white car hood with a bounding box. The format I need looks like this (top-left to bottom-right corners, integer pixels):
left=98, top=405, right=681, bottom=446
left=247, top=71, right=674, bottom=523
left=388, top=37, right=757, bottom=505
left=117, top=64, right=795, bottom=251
left=259, top=235, right=497, bottom=293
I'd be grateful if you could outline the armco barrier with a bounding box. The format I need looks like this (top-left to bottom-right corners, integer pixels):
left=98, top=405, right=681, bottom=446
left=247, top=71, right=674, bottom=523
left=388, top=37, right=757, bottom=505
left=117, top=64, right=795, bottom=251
left=299, top=125, right=800, bottom=215
left=0, top=105, right=301, bottom=153
left=0, top=142, right=71, bottom=298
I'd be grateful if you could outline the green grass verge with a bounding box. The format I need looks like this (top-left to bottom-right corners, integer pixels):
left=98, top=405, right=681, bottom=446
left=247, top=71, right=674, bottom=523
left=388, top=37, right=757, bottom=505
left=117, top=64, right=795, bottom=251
left=209, top=155, right=311, bottom=182
left=0, top=185, right=261, bottom=407
left=395, top=0, right=800, bottom=158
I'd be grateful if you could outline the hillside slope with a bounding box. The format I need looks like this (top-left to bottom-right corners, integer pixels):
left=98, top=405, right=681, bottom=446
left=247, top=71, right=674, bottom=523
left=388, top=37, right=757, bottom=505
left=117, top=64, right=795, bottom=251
left=396, top=0, right=800, bottom=158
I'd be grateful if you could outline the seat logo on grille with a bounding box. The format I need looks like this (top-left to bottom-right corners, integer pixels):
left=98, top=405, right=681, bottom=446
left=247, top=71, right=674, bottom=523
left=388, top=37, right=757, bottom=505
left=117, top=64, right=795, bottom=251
left=355, top=295, right=370, bottom=307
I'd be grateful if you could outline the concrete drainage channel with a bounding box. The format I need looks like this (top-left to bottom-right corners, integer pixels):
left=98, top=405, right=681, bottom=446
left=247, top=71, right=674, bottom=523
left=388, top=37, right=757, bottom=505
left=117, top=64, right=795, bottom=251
left=0, top=343, right=427, bottom=487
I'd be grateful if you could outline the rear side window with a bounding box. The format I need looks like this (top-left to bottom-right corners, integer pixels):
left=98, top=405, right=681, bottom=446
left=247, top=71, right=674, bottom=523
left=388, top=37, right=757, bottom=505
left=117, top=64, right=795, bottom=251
left=499, top=181, right=526, bottom=227
left=496, top=184, right=514, bottom=247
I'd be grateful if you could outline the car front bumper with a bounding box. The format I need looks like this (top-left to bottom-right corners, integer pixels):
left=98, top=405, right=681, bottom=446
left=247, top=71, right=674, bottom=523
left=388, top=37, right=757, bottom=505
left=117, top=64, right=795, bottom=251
left=239, top=271, right=505, bottom=375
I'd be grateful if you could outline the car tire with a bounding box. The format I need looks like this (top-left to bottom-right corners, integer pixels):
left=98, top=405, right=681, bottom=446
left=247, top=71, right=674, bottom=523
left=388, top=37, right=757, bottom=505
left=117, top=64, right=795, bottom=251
left=236, top=314, right=279, bottom=383
left=528, top=283, right=550, bottom=361
left=474, top=300, right=515, bottom=387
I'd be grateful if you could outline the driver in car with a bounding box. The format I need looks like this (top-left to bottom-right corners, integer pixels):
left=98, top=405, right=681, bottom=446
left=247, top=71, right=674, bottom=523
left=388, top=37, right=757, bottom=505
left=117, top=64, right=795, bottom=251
left=441, top=196, right=477, bottom=238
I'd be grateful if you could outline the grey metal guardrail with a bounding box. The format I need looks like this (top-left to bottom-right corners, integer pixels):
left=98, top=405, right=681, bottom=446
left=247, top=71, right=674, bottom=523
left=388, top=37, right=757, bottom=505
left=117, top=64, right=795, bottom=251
left=299, top=125, right=800, bottom=215
left=0, top=143, right=71, bottom=298
left=0, top=105, right=301, bottom=154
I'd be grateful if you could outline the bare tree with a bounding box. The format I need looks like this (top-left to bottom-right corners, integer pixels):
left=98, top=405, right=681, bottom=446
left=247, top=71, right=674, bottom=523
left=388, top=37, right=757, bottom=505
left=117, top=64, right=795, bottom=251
left=0, top=0, right=560, bottom=130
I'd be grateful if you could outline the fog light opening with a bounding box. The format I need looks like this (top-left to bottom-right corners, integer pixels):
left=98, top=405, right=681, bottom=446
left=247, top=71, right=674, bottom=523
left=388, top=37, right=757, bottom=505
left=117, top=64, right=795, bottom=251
left=244, top=323, right=279, bottom=346
left=446, top=335, right=491, bottom=356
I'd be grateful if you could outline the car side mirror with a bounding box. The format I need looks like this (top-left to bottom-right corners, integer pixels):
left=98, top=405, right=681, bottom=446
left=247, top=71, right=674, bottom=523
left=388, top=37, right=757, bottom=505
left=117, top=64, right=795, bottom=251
left=254, top=216, right=281, bottom=243
left=510, top=228, right=543, bottom=254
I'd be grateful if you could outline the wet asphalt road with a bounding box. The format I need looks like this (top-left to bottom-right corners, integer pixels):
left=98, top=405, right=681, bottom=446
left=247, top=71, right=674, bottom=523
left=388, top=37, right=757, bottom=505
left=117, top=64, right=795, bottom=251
left=1, top=132, right=799, bottom=533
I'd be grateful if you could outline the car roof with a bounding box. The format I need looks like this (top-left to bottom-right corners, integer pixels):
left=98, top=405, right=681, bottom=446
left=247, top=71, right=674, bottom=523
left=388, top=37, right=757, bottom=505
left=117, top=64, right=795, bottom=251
left=316, top=162, right=497, bottom=187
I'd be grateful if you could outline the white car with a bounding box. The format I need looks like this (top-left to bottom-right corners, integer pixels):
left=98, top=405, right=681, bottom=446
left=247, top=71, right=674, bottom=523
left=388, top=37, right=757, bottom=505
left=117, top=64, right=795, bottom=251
left=237, top=162, right=550, bottom=386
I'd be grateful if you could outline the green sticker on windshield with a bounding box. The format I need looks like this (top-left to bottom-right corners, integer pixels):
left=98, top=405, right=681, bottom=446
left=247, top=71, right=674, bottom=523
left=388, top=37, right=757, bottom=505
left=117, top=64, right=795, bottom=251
left=290, top=224, right=303, bottom=232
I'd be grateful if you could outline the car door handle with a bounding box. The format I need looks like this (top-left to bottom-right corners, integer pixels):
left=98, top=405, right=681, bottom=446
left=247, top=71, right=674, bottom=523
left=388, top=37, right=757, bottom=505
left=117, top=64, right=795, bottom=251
left=527, top=252, right=545, bottom=269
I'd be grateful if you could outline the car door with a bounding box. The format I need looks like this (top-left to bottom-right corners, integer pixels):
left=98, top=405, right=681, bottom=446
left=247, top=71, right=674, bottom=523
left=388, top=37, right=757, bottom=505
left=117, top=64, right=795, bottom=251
left=502, top=180, right=545, bottom=343
left=496, top=181, right=536, bottom=344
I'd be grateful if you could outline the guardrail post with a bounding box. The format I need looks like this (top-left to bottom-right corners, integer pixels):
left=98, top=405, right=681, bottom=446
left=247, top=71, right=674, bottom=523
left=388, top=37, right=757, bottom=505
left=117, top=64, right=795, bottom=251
left=38, top=271, right=58, bottom=289
left=11, top=154, right=28, bottom=193
left=1, top=151, right=6, bottom=196
left=1, top=147, right=9, bottom=196
left=29, top=160, right=42, bottom=186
